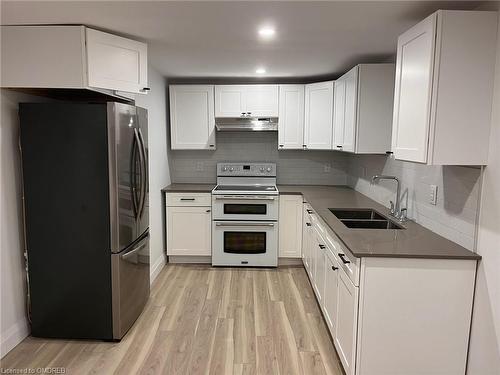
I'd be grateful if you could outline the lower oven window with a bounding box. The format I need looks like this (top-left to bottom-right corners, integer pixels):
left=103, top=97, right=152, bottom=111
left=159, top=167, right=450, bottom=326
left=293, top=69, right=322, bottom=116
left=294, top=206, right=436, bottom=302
left=224, top=204, right=267, bottom=215
left=224, top=232, right=266, bottom=254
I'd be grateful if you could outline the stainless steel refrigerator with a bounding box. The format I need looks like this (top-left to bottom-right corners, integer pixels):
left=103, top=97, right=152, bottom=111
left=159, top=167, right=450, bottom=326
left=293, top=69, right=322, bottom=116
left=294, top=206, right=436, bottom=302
left=19, top=102, right=149, bottom=340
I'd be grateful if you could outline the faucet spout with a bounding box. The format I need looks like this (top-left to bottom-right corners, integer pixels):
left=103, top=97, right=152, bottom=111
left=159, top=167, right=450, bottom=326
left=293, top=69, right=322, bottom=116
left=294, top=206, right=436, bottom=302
left=370, top=175, right=401, bottom=219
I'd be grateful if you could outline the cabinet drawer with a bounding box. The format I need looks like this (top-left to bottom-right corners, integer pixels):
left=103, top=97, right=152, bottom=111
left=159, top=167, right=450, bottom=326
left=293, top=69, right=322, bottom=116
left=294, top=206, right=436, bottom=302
left=166, top=193, right=211, bottom=207
left=325, top=232, right=359, bottom=286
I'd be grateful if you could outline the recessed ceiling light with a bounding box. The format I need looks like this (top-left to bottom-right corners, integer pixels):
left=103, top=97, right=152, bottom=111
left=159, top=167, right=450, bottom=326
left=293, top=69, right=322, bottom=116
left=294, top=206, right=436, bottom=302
left=256, top=67, right=266, bottom=74
left=258, top=27, right=275, bottom=39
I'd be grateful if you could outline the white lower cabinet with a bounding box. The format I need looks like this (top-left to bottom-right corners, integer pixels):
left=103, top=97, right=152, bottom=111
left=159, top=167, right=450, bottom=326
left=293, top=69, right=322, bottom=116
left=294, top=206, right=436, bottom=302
left=323, top=255, right=339, bottom=332
left=278, top=195, right=303, bottom=258
left=302, top=208, right=477, bottom=375
left=166, top=193, right=211, bottom=256
left=334, top=269, right=358, bottom=375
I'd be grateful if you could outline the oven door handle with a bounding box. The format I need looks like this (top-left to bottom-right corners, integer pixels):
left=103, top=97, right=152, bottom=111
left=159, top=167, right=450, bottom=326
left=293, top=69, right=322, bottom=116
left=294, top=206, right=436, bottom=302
left=215, top=222, right=275, bottom=227
left=214, top=196, right=276, bottom=200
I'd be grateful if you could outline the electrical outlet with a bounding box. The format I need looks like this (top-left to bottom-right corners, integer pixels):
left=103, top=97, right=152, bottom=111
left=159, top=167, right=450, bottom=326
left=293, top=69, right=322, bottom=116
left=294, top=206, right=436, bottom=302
left=195, top=162, right=204, bottom=172
left=323, top=162, right=331, bottom=173
left=429, top=184, right=438, bottom=205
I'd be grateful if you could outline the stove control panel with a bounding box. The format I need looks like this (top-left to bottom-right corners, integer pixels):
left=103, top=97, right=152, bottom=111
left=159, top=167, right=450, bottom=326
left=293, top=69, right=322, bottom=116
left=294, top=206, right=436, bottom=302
left=217, top=162, right=276, bottom=177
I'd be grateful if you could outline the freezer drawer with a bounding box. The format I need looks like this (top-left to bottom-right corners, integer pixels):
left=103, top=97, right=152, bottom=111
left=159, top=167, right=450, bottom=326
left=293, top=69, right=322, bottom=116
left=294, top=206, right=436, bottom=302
left=111, top=232, right=150, bottom=339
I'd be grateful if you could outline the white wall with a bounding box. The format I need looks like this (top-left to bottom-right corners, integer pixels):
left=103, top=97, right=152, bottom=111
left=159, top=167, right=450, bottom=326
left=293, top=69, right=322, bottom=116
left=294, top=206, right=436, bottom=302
left=135, top=67, right=170, bottom=283
left=467, top=11, right=500, bottom=374
left=0, top=89, right=48, bottom=357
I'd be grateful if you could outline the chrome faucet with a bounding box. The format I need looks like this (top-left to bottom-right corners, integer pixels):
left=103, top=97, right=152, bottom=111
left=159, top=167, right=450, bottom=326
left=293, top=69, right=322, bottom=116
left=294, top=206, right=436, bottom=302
left=371, top=175, right=405, bottom=221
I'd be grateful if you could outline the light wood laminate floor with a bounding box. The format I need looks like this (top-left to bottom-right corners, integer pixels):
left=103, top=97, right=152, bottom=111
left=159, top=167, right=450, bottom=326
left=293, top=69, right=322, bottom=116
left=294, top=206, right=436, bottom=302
left=1, top=265, right=344, bottom=375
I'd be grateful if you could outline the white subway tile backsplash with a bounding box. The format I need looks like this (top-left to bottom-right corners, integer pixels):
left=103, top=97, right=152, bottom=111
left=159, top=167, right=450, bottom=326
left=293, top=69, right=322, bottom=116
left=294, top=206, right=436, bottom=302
left=347, top=154, right=481, bottom=250
left=170, top=132, right=349, bottom=185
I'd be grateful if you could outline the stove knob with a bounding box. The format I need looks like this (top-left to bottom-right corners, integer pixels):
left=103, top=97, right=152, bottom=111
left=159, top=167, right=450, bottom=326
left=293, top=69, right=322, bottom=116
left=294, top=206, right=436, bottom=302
left=260, top=167, right=265, bottom=172
left=266, top=167, right=272, bottom=172
left=222, top=166, right=228, bottom=171
left=229, top=167, right=234, bottom=172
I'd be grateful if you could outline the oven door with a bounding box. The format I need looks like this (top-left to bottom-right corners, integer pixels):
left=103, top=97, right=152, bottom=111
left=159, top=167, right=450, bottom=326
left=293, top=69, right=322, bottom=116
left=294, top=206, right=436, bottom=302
left=212, top=195, right=278, bottom=221
left=212, top=221, right=278, bottom=267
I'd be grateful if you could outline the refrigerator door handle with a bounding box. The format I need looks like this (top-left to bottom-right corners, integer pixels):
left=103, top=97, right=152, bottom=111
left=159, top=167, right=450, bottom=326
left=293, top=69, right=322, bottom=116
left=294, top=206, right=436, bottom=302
left=121, top=234, right=149, bottom=263
left=130, top=133, right=139, bottom=218
left=136, top=128, right=147, bottom=219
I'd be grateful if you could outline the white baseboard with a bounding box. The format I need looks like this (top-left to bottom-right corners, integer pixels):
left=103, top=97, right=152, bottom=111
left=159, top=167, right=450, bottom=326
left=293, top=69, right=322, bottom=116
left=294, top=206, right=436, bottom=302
left=168, top=256, right=211, bottom=264
left=1, top=318, right=29, bottom=358
left=150, top=253, right=166, bottom=285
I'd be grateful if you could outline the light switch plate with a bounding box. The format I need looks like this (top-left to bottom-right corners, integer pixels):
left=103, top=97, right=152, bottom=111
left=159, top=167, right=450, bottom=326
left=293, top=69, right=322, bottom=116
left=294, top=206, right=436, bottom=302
left=430, top=184, right=438, bottom=205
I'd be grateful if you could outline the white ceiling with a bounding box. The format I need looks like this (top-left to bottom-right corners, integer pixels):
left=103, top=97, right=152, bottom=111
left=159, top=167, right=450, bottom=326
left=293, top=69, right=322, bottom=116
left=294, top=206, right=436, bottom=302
left=1, top=1, right=488, bottom=80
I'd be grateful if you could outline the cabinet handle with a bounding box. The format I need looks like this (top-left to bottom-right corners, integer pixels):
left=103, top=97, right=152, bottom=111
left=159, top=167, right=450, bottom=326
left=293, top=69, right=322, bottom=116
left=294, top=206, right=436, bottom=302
left=141, top=87, right=151, bottom=92
left=246, top=112, right=251, bottom=115
left=331, top=265, right=338, bottom=271
left=209, top=144, right=215, bottom=147
left=279, top=145, right=284, bottom=148
left=318, top=244, right=326, bottom=249
left=338, top=253, right=350, bottom=264
left=306, top=209, right=313, bottom=214
left=180, top=198, right=195, bottom=201
left=336, top=145, right=343, bottom=148
left=206, top=209, right=211, bottom=212
left=306, top=222, right=311, bottom=226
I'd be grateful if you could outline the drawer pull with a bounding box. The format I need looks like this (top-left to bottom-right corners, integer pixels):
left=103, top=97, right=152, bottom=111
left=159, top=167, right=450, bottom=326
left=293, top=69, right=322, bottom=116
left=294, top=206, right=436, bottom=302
left=306, top=209, right=313, bottom=214
left=318, top=244, right=326, bottom=249
left=180, top=198, right=196, bottom=201
left=206, top=209, right=211, bottom=213
left=338, top=253, right=350, bottom=264
left=331, top=265, right=338, bottom=271
left=306, top=222, right=311, bottom=226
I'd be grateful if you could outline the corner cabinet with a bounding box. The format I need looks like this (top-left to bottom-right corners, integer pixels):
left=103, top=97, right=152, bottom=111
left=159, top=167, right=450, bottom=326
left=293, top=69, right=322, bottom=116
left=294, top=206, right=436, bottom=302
left=333, top=64, right=395, bottom=154
left=278, top=195, right=303, bottom=258
left=1, top=25, right=148, bottom=95
left=391, top=10, right=497, bottom=165
left=169, top=85, right=216, bottom=150
left=278, top=85, right=305, bottom=150
left=304, top=81, right=334, bottom=150
left=214, top=85, right=278, bottom=117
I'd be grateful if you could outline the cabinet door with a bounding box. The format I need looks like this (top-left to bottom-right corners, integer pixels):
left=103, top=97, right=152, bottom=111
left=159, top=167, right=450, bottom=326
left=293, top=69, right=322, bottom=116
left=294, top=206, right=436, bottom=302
left=86, top=28, right=148, bottom=94
left=313, top=231, right=326, bottom=304
left=215, top=85, right=246, bottom=117
left=335, top=270, right=359, bottom=375
left=342, top=67, right=358, bottom=152
left=167, top=206, right=211, bottom=256
left=392, top=13, right=437, bottom=163
left=245, top=85, right=279, bottom=117
left=302, top=206, right=313, bottom=274
left=323, top=255, right=340, bottom=333
left=333, top=78, right=346, bottom=151
left=278, top=85, right=305, bottom=149
left=279, top=195, right=303, bottom=258
left=169, top=85, right=216, bottom=150
left=304, top=81, right=334, bottom=150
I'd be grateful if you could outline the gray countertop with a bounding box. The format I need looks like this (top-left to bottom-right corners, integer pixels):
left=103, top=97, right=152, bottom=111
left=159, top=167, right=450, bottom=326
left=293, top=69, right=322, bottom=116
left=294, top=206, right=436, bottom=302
left=161, top=183, right=480, bottom=260
left=278, top=185, right=480, bottom=260
left=161, top=183, right=215, bottom=193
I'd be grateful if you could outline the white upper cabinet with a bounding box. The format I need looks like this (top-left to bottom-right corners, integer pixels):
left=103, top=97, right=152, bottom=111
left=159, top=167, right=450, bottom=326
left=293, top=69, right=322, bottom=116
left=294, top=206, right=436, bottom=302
left=278, top=85, right=305, bottom=149
left=333, top=64, right=395, bottom=154
left=392, top=10, right=497, bottom=165
left=1, top=25, right=148, bottom=95
left=304, top=81, right=334, bottom=150
left=86, top=28, right=148, bottom=94
left=215, top=85, right=278, bottom=117
left=169, top=85, right=216, bottom=150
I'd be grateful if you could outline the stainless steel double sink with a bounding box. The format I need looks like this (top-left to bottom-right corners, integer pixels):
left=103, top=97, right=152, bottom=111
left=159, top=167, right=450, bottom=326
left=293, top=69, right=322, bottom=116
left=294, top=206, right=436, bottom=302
left=329, top=208, right=405, bottom=230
